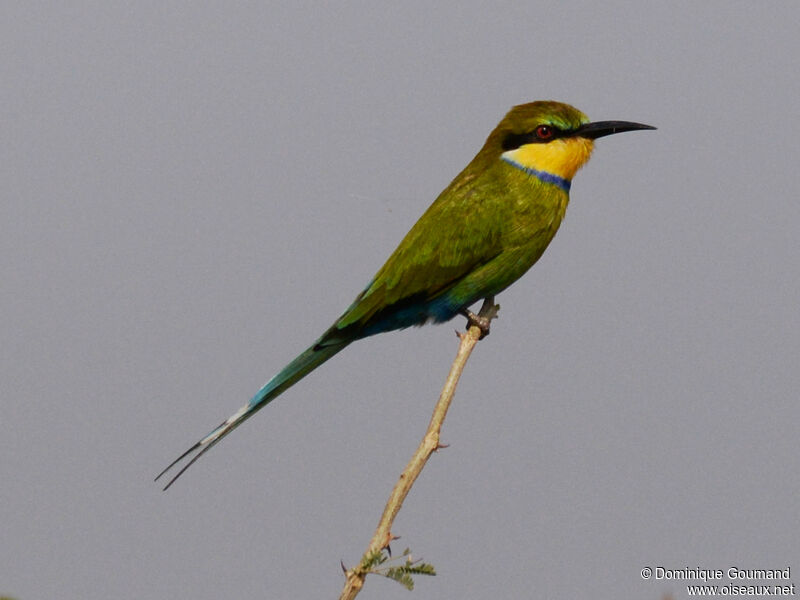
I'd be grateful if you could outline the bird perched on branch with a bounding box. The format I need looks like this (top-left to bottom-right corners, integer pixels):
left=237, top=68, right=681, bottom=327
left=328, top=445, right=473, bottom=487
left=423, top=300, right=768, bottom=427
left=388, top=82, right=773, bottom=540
left=157, top=100, right=655, bottom=489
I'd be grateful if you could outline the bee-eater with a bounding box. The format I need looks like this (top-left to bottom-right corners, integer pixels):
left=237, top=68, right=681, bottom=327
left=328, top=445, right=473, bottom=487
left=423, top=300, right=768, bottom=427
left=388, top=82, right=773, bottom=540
left=157, top=101, right=655, bottom=489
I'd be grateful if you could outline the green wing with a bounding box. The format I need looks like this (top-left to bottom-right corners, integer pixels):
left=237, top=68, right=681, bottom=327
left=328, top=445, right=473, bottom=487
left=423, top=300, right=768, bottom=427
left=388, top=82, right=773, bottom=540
left=336, top=175, right=506, bottom=330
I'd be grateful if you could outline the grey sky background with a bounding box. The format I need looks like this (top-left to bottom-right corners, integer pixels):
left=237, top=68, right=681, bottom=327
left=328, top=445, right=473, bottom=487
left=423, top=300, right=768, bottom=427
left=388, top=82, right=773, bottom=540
left=2, top=2, right=798, bottom=599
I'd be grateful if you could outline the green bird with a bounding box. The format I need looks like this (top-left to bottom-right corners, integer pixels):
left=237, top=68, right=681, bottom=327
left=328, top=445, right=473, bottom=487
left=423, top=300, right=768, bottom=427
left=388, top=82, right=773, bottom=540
left=157, top=100, right=655, bottom=489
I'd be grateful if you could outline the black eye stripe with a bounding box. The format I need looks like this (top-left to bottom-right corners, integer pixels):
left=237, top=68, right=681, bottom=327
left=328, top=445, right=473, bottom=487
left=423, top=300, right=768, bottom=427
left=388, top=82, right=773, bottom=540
left=501, top=127, right=564, bottom=151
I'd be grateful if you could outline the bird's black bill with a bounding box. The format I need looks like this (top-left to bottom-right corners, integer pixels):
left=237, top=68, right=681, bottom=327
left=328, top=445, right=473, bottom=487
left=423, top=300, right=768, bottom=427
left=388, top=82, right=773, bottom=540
left=574, top=120, right=656, bottom=139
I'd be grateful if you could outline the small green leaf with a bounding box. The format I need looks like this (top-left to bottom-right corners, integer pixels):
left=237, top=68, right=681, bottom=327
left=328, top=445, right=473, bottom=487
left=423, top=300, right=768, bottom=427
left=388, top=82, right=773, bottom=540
left=358, top=547, right=436, bottom=591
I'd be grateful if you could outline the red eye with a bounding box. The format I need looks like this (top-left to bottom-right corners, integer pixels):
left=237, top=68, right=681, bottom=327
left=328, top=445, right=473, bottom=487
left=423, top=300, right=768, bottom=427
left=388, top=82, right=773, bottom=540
left=536, top=125, right=553, bottom=140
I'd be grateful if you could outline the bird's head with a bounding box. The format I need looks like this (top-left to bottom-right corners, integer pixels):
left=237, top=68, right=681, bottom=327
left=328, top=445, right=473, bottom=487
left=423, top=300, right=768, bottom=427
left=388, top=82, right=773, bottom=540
left=483, top=101, right=655, bottom=186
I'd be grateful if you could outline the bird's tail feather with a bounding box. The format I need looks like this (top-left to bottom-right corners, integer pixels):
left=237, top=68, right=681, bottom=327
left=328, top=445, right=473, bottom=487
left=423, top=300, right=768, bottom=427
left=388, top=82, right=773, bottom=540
left=156, top=337, right=349, bottom=490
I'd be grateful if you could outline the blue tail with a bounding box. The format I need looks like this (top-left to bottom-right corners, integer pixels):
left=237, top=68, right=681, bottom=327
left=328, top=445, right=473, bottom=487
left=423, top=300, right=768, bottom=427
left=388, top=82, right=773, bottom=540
left=156, top=337, right=349, bottom=490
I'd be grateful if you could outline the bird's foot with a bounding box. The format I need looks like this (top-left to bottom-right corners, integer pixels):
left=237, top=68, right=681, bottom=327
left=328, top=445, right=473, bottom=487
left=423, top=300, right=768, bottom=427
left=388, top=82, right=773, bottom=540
left=461, top=297, right=499, bottom=339
left=462, top=308, right=492, bottom=337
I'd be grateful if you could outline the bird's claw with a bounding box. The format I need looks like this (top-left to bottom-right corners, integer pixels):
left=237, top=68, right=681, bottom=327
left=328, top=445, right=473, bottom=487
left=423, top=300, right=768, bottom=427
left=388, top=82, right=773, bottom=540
left=462, top=308, right=493, bottom=338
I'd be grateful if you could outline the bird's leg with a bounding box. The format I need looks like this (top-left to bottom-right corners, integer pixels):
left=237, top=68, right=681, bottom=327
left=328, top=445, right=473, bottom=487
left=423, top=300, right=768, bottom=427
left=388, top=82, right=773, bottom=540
left=462, top=308, right=491, bottom=335
left=461, top=296, right=499, bottom=339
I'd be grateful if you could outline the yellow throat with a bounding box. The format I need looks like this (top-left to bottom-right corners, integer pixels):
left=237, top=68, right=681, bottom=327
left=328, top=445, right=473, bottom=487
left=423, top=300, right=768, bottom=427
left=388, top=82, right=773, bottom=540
left=502, top=136, right=595, bottom=182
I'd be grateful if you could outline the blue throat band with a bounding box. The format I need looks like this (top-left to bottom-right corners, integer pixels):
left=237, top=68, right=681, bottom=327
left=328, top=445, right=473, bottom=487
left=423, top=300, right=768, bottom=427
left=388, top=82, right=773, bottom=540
left=501, top=156, right=571, bottom=192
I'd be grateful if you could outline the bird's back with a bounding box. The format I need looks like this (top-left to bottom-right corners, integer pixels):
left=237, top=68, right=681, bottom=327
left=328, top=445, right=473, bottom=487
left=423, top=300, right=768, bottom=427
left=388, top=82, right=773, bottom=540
left=321, top=156, right=570, bottom=344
